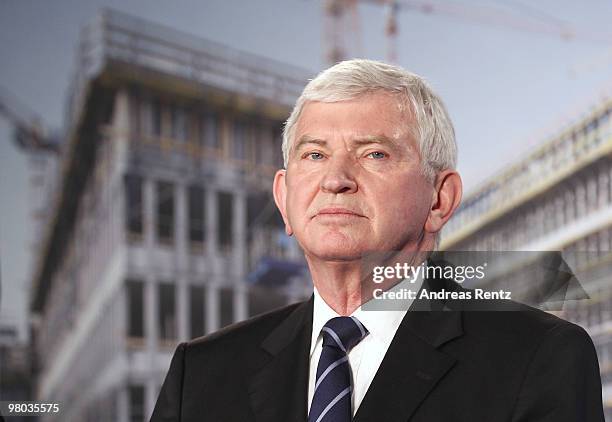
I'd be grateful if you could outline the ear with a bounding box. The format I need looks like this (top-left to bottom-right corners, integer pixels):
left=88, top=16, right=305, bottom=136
left=272, top=169, right=293, bottom=236
left=424, top=169, right=462, bottom=234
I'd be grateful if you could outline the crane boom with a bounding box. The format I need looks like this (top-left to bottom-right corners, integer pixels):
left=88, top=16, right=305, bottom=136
left=323, top=0, right=612, bottom=65
left=0, top=86, right=59, bottom=153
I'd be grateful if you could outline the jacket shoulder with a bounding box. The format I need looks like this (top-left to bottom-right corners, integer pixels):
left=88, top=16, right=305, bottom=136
left=461, top=299, right=594, bottom=354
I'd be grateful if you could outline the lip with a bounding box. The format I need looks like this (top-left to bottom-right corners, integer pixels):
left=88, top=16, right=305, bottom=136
left=316, top=207, right=364, bottom=217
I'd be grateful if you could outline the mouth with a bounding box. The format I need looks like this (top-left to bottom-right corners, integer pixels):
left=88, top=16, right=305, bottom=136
left=315, top=207, right=365, bottom=218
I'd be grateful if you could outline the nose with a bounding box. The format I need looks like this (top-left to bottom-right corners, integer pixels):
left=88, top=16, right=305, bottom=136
left=320, top=155, right=358, bottom=194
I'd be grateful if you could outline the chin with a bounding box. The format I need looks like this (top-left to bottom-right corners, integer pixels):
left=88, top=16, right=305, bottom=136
left=297, top=227, right=373, bottom=260
left=306, top=240, right=368, bottom=262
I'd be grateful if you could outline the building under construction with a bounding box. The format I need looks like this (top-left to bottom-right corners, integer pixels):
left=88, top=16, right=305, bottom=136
left=440, top=96, right=612, bottom=418
left=28, top=9, right=311, bottom=422
left=26, top=7, right=612, bottom=422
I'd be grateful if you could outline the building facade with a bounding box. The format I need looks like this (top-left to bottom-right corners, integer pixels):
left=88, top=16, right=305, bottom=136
left=29, top=10, right=311, bottom=422
left=441, top=97, right=612, bottom=419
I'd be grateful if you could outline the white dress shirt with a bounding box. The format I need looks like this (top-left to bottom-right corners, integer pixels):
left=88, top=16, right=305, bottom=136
left=307, top=272, right=424, bottom=416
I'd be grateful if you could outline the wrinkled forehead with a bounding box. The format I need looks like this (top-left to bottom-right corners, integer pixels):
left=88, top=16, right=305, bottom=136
left=293, top=92, right=419, bottom=148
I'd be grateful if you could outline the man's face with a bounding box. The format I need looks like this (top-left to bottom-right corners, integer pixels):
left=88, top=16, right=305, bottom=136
left=274, top=91, right=435, bottom=262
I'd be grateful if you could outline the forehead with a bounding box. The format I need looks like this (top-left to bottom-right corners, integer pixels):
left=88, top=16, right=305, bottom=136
left=294, top=91, right=414, bottom=139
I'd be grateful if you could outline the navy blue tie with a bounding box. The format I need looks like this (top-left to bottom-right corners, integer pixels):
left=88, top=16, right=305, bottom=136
left=309, top=316, right=369, bottom=422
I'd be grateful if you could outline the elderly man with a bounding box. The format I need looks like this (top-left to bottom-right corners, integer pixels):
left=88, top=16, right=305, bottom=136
left=151, top=59, right=604, bottom=421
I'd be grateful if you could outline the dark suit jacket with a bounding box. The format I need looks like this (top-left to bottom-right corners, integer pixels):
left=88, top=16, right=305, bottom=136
left=150, top=276, right=604, bottom=421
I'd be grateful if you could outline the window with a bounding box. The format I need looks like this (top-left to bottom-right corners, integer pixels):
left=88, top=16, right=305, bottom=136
left=255, top=126, right=272, bottom=166
left=126, top=280, right=144, bottom=338
left=603, top=294, right=612, bottom=325
left=247, top=124, right=258, bottom=165
left=158, top=283, right=176, bottom=340
left=587, top=118, right=599, bottom=147
left=128, top=385, right=145, bottom=422
left=534, top=204, right=544, bottom=237
left=587, top=173, right=598, bottom=210
left=600, top=229, right=610, bottom=254
left=217, top=191, right=233, bottom=250
left=219, top=288, right=234, bottom=328
left=543, top=200, right=553, bottom=234
left=151, top=99, right=162, bottom=137
left=188, top=185, right=205, bottom=244
left=598, top=163, right=610, bottom=207
left=232, top=121, right=247, bottom=160
left=189, top=285, right=206, bottom=338
left=555, top=196, right=564, bottom=227
left=588, top=232, right=598, bottom=254
left=200, top=112, right=219, bottom=149
left=156, top=181, right=175, bottom=244
left=124, top=175, right=143, bottom=237
left=139, top=99, right=152, bottom=136
left=171, top=106, right=189, bottom=141
left=565, top=187, right=575, bottom=223
left=609, top=162, right=612, bottom=201
left=576, top=181, right=586, bottom=218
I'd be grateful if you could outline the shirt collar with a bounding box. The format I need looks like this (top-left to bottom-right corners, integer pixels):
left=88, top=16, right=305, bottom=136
left=309, top=263, right=425, bottom=357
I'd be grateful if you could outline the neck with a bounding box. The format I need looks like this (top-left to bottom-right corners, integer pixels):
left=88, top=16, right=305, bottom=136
left=307, top=238, right=434, bottom=315
left=307, top=259, right=363, bottom=315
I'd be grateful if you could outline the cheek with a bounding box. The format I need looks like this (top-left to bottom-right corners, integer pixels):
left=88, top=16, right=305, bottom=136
left=377, top=182, right=431, bottom=224
left=285, top=178, right=316, bottom=222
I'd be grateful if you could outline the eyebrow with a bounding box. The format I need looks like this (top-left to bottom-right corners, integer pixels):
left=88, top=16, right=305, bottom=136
left=351, top=134, right=401, bottom=149
left=292, top=134, right=404, bottom=156
left=293, top=135, right=327, bottom=154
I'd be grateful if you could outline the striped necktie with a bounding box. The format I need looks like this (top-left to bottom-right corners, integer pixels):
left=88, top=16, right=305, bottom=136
left=308, top=316, right=369, bottom=422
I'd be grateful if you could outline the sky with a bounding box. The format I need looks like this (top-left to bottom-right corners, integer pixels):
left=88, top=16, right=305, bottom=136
left=1, top=0, right=612, bottom=341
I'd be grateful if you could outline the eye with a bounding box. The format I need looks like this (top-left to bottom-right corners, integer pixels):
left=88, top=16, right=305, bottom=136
left=305, top=152, right=325, bottom=160
left=367, top=151, right=387, bottom=159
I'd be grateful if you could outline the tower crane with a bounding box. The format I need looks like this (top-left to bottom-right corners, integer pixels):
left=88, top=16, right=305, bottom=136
left=0, top=86, right=59, bottom=153
left=0, top=86, right=62, bottom=257
left=322, top=0, right=612, bottom=65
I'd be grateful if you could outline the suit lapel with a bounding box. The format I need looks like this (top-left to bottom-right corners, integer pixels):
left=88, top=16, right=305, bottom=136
left=247, top=296, right=314, bottom=422
left=247, top=263, right=465, bottom=422
left=354, top=273, right=464, bottom=422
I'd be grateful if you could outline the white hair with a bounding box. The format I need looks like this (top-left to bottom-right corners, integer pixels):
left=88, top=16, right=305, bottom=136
left=282, top=59, right=457, bottom=184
